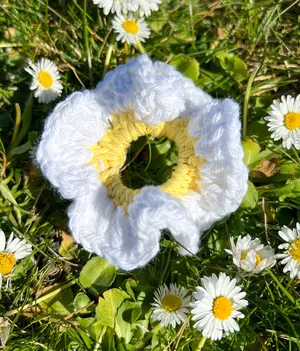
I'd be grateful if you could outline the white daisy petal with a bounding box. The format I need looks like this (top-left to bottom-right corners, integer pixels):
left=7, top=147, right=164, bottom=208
left=93, top=0, right=161, bottom=16
left=191, top=273, right=247, bottom=340
left=0, top=230, right=6, bottom=252
left=277, top=223, right=300, bottom=279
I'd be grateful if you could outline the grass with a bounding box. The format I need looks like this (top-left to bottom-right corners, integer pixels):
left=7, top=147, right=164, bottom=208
left=1, top=0, right=300, bottom=350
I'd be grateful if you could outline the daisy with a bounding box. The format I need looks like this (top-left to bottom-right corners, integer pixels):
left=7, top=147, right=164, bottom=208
left=25, top=58, right=63, bottom=104
left=0, top=229, right=32, bottom=289
left=277, top=223, right=300, bottom=279
left=264, top=95, right=300, bottom=149
left=151, top=283, right=191, bottom=328
left=225, top=235, right=276, bottom=274
left=191, top=273, right=248, bottom=341
left=112, top=14, right=150, bottom=44
left=93, top=0, right=161, bottom=16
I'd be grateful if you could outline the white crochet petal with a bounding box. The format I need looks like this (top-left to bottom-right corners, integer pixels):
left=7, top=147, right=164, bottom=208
left=181, top=98, right=248, bottom=229
left=68, top=186, right=200, bottom=270
left=36, top=90, right=110, bottom=199
left=94, top=55, right=210, bottom=125
left=181, top=79, right=213, bottom=117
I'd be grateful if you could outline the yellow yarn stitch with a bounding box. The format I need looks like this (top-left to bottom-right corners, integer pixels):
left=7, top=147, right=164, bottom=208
left=89, top=111, right=204, bottom=210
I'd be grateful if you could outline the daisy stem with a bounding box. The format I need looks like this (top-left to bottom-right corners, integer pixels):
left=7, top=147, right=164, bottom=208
left=292, top=146, right=300, bottom=165
left=242, top=67, right=259, bottom=138
left=83, top=0, right=92, bottom=85
left=103, top=43, right=114, bottom=78
left=7, top=279, right=76, bottom=317
left=7, top=94, right=33, bottom=161
left=268, top=270, right=295, bottom=304
left=9, top=103, right=22, bottom=154
left=135, top=41, right=146, bottom=54
left=195, top=336, right=207, bottom=350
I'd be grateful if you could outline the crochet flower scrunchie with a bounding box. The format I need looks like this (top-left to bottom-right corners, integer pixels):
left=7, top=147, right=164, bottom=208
left=36, top=55, right=248, bottom=270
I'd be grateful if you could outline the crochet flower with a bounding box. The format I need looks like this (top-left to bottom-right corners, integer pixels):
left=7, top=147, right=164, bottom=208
left=36, top=55, right=248, bottom=270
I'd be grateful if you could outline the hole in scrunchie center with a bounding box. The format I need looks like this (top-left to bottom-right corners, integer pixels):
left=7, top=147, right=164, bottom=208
left=120, top=135, right=178, bottom=190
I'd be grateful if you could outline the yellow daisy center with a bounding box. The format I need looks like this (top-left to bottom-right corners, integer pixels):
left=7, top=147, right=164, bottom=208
left=161, top=293, right=182, bottom=312
left=123, top=20, right=139, bottom=34
left=0, top=252, right=16, bottom=275
left=212, top=296, right=232, bottom=320
left=38, top=71, right=53, bottom=88
left=240, top=251, right=262, bottom=266
left=290, top=239, right=300, bottom=262
left=89, top=111, right=204, bottom=211
left=284, top=112, right=300, bottom=131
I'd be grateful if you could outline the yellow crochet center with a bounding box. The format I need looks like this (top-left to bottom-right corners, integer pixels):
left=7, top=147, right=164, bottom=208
left=89, top=111, right=204, bottom=210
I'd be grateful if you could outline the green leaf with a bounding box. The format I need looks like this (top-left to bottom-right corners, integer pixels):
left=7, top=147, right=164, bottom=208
left=79, top=257, right=116, bottom=295
left=11, top=140, right=32, bottom=155
left=242, top=138, right=261, bottom=166
left=240, top=181, right=258, bottom=209
left=271, top=160, right=300, bottom=182
left=215, top=51, right=248, bottom=83
left=148, top=17, right=168, bottom=33
left=0, top=183, right=18, bottom=206
left=73, top=292, right=93, bottom=315
left=259, top=179, right=300, bottom=201
left=115, top=301, right=142, bottom=344
left=39, top=287, right=74, bottom=316
left=96, top=288, right=130, bottom=328
left=170, top=55, right=200, bottom=82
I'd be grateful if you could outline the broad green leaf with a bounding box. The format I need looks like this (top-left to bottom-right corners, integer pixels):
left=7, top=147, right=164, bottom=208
left=76, top=317, right=95, bottom=329
left=101, top=327, right=116, bottom=351
left=170, top=55, right=200, bottom=82
left=79, top=257, right=116, bottom=295
left=148, top=17, right=168, bottom=33
left=271, top=160, right=300, bottom=182
left=89, top=321, right=106, bottom=342
left=242, top=138, right=261, bottom=166
left=240, top=181, right=258, bottom=209
left=96, top=288, right=130, bottom=328
left=115, top=301, right=142, bottom=344
left=116, top=342, right=136, bottom=351
left=73, top=292, right=93, bottom=315
left=125, top=279, right=137, bottom=300
left=215, top=51, right=248, bottom=83
left=39, top=287, right=74, bottom=316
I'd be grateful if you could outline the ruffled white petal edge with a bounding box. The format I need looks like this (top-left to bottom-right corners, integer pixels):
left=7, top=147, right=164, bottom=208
left=94, top=55, right=213, bottom=125
left=36, top=90, right=110, bottom=199
left=68, top=186, right=200, bottom=270
left=182, top=99, right=248, bottom=231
